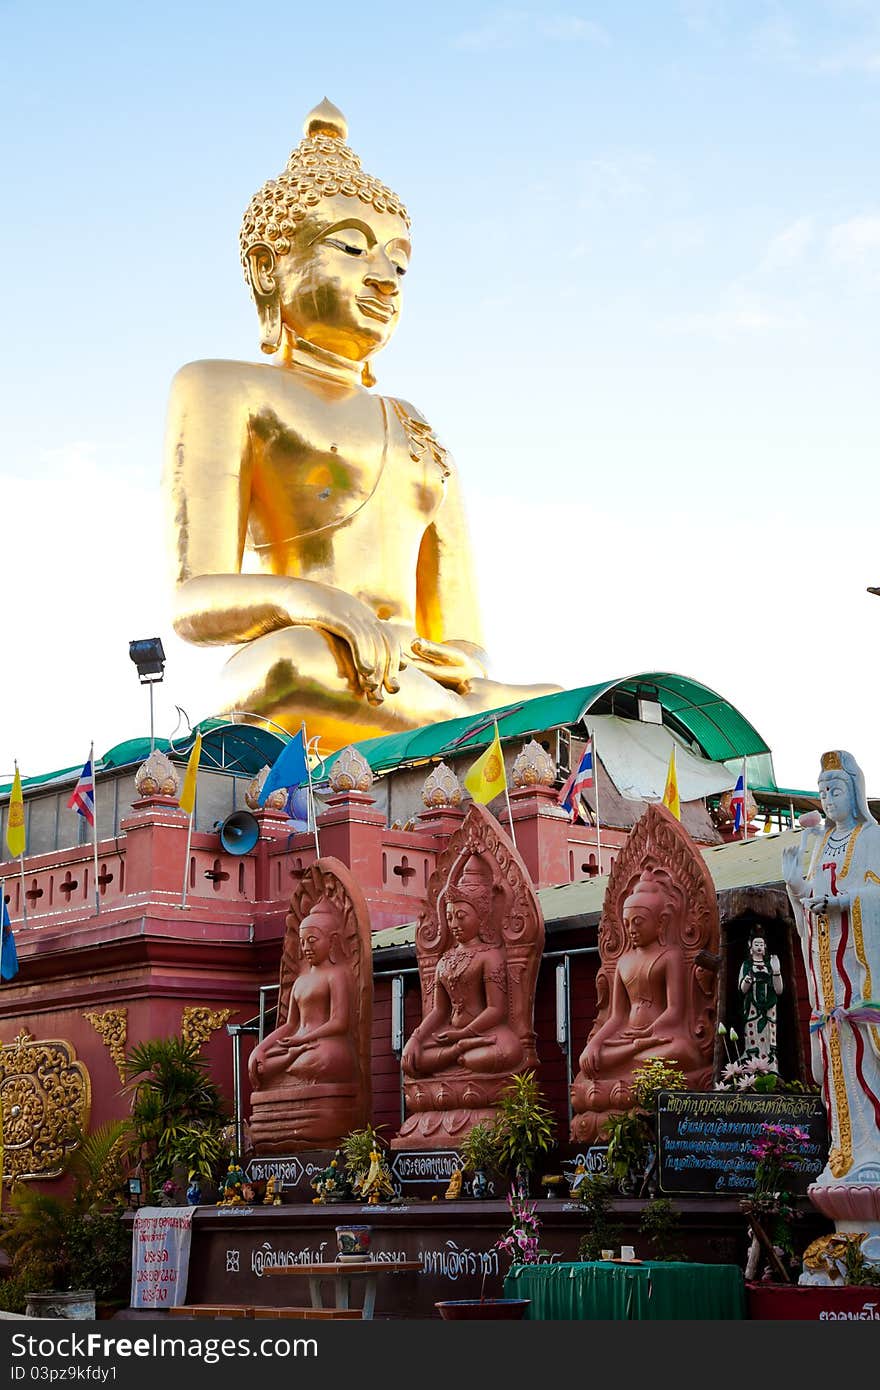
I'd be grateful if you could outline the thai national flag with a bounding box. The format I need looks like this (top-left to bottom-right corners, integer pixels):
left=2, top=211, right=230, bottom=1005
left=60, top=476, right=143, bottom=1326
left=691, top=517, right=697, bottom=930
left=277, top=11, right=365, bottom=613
left=731, top=772, right=745, bottom=834
left=67, top=755, right=95, bottom=826
left=558, top=740, right=595, bottom=823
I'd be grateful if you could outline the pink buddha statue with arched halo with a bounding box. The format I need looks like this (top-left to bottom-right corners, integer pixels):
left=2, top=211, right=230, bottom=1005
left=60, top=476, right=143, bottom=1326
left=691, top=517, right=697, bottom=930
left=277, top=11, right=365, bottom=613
left=248, top=856, right=372, bottom=1153
left=393, top=803, right=545, bottom=1150
left=571, top=803, right=720, bottom=1145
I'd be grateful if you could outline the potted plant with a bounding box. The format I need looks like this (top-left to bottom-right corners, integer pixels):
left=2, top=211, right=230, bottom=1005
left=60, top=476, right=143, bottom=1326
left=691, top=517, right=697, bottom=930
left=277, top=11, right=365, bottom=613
left=123, top=1034, right=229, bottom=1201
left=457, top=1121, right=500, bottom=1198
left=576, top=1172, right=622, bottom=1262
left=602, top=1057, right=687, bottom=1195
left=491, top=1070, right=556, bottom=1191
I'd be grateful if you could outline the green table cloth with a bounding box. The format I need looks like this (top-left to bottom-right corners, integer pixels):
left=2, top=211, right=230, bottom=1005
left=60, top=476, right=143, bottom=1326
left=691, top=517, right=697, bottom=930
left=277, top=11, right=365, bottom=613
left=503, top=1261, right=746, bottom=1320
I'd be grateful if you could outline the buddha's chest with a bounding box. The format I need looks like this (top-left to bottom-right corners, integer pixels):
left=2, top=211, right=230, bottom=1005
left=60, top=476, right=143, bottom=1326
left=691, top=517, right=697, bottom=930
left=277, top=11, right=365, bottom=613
left=245, top=387, right=448, bottom=556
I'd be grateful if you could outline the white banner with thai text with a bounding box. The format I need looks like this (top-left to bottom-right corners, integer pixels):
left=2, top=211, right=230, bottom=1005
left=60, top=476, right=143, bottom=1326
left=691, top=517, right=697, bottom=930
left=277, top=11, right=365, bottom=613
left=131, top=1206, right=194, bottom=1308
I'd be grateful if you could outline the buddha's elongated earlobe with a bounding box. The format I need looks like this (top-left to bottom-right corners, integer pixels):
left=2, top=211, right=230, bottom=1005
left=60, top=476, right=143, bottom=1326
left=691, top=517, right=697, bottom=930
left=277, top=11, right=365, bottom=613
left=362, top=362, right=376, bottom=388
left=246, top=243, right=282, bottom=354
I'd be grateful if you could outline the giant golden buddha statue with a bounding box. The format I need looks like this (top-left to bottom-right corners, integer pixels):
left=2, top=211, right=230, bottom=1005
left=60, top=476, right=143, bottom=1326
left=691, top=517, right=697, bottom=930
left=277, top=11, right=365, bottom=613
left=163, top=99, right=556, bottom=749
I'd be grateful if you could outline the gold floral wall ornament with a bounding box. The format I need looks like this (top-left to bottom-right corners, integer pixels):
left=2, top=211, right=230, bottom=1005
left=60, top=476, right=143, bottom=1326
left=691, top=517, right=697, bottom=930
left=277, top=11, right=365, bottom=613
left=83, top=1008, right=128, bottom=1082
left=512, top=739, right=557, bottom=789
left=134, top=749, right=180, bottom=800
left=421, top=762, right=463, bottom=809
left=245, top=765, right=288, bottom=812
left=181, top=1007, right=234, bottom=1051
left=329, top=746, right=374, bottom=795
left=0, top=1029, right=91, bottom=1182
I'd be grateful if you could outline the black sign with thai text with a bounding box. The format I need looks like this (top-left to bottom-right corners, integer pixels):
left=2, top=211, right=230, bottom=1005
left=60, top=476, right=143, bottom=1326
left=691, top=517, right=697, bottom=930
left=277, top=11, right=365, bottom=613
left=656, top=1090, right=828, bottom=1196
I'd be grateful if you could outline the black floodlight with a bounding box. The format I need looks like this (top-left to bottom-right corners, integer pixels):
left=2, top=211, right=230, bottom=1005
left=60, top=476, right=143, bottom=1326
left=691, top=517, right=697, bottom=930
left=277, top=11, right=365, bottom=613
left=129, top=637, right=166, bottom=683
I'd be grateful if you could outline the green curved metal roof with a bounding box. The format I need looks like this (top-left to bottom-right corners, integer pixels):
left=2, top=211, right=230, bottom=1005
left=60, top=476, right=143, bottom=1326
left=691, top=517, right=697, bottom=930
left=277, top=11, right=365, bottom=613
left=2, top=719, right=288, bottom=793
left=320, top=671, right=775, bottom=785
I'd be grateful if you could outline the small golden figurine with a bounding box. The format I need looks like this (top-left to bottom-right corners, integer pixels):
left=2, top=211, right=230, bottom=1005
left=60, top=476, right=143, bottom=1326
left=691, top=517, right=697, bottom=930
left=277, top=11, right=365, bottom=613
left=444, top=1166, right=463, bottom=1200
left=358, top=1148, right=396, bottom=1205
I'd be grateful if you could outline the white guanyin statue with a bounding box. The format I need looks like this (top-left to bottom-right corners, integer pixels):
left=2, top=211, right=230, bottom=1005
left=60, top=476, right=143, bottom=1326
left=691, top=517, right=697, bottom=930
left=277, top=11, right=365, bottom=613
left=782, top=750, right=880, bottom=1189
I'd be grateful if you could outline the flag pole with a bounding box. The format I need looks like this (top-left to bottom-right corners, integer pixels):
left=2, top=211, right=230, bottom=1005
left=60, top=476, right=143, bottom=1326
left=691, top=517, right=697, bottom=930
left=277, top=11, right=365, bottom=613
left=592, top=729, right=602, bottom=874
left=304, top=723, right=320, bottom=859
left=90, top=741, right=100, bottom=916
left=13, top=761, right=26, bottom=926
left=497, top=720, right=518, bottom=851
left=180, top=806, right=196, bottom=910
left=742, top=756, right=748, bottom=843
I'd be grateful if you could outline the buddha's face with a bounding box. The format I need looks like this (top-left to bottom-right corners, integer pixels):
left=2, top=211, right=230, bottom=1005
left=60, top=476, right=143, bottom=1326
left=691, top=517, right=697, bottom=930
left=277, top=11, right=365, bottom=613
left=818, top=774, right=855, bottom=828
left=300, top=916, right=332, bottom=964
left=271, top=193, right=410, bottom=362
left=623, top=892, right=664, bottom=948
left=750, top=936, right=766, bottom=964
left=446, top=897, right=481, bottom=945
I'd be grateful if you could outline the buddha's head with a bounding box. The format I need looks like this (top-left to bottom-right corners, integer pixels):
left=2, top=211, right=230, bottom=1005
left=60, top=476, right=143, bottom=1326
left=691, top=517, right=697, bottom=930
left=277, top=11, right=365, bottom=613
left=299, top=897, right=342, bottom=964
left=442, top=853, right=495, bottom=945
left=622, top=869, right=681, bottom=948
left=240, top=99, right=411, bottom=376
left=817, top=750, right=873, bottom=831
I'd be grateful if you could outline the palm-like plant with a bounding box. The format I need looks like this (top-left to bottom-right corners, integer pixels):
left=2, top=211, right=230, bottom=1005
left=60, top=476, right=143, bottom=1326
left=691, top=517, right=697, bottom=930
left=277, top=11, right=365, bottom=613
left=124, top=1035, right=229, bottom=1190
left=491, top=1071, right=556, bottom=1179
left=0, top=1118, right=132, bottom=1302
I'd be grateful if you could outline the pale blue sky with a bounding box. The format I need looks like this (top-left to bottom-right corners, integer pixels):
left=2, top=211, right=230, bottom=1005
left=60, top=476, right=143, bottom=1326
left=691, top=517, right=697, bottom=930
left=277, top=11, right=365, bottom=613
left=1, top=1, right=878, bottom=790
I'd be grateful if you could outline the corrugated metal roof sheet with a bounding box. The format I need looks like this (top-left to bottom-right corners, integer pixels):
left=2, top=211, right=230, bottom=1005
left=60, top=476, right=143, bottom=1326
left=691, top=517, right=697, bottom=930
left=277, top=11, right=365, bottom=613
left=322, top=670, right=772, bottom=783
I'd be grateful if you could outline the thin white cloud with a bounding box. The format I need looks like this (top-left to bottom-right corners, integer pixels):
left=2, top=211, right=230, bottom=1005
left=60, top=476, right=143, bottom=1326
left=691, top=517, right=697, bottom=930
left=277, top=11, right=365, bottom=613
left=759, top=216, right=815, bottom=272
left=678, top=0, right=729, bottom=35
left=829, top=213, right=880, bottom=268
left=455, top=9, right=609, bottom=51
left=643, top=218, right=706, bottom=255
left=538, top=15, right=609, bottom=43
left=666, top=285, right=778, bottom=339
left=579, top=153, right=653, bottom=208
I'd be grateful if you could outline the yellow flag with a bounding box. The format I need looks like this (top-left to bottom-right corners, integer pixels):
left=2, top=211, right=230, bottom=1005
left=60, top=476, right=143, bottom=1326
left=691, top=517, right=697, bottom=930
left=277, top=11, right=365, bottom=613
left=178, top=732, right=202, bottom=816
left=662, top=745, right=681, bottom=821
left=6, top=765, right=25, bottom=858
left=763, top=816, right=774, bottom=834
left=463, top=725, right=506, bottom=805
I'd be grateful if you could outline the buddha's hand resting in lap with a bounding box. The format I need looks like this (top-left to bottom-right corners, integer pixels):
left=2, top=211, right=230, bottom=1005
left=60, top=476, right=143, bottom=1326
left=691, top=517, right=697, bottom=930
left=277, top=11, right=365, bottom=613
left=401, top=635, right=489, bottom=692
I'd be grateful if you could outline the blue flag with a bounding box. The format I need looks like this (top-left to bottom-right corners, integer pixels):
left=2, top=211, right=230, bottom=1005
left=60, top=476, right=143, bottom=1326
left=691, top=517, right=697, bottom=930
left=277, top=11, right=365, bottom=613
left=1, top=897, right=19, bottom=982
left=259, top=729, right=309, bottom=806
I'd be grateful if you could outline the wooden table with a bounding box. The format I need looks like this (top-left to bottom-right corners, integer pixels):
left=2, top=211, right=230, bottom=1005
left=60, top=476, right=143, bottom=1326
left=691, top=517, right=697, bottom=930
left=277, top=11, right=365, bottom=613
left=264, top=1260, right=422, bottom=1320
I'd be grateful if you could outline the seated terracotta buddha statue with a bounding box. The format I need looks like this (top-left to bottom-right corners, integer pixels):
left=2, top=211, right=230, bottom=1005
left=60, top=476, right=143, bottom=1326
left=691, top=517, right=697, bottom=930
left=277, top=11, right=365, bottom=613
left=393, top=803, right=544, bottom=1150
left=248, top=857, right=372, bottom=1153
left=571, top=804, right=719, bottom=1145
left=163, top=99, right=557, bottom=750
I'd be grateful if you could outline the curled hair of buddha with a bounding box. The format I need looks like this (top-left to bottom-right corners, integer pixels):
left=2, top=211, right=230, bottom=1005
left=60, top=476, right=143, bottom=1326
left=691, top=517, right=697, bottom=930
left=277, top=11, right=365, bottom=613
left=239, top=98, right=410, bottom=281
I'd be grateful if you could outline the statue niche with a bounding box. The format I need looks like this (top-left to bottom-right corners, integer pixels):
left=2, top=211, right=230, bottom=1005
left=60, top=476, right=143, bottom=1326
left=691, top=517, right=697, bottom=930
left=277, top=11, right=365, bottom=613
left=393, top=803, right=545, bottom=1150
left=248, top=856, right=372, bottom=1153
left=571, top=803, right=720, bottom=1144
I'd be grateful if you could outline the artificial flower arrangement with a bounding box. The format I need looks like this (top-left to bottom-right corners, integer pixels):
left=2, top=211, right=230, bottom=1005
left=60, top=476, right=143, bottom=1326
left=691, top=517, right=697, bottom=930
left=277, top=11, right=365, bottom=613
left=495, top=1183, right=548, bottom=1266
left=741, top=1121, right=812, bottom=1282
left=714, top=1025, right=815, bottom=1095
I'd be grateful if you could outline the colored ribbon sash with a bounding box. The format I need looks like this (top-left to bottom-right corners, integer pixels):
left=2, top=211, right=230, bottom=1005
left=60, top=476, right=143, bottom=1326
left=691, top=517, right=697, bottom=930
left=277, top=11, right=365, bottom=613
left=810, top=1000, right=880, bottom=1033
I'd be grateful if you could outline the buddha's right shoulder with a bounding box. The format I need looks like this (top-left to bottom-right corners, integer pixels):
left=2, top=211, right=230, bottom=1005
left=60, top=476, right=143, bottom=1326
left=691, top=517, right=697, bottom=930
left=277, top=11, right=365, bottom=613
left=168, top=358, right=267, bottom=396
